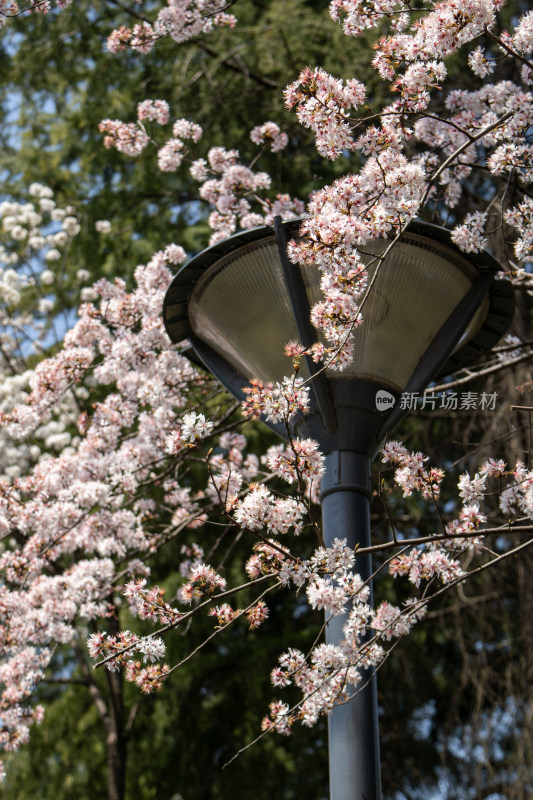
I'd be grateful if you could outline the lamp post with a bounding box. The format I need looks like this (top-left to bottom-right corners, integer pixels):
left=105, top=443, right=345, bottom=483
left=162, top=218, right=514, bottom=800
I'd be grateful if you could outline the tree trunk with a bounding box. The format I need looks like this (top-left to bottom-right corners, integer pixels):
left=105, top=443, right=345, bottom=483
left=77, top=624, right=128, bottom=800
left=105, top=668, right=127, bottom=800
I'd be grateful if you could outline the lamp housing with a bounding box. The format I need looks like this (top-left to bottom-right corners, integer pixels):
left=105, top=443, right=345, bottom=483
left=163, top=219, right=514, bottom=455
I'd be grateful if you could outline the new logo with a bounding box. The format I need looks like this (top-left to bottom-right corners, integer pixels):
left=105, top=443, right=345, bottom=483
left=375, top=390, right=396, bottom=410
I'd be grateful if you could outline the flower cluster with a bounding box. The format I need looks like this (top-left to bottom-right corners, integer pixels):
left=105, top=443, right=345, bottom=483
left=99, top=120, right=149, bottom=156
left=106, top=0, right=237, bottom=54
left=381, top=441, right=445, bottom=501
left=241, top=377, right=310, bottom=424
left=505, top=197, right=533, bottom=262
left=499, top=462, right=533, bottom=518
left=285, top=67, right=366, bottom=159
left=329, top=0, right=400, bottom=37
left=180, top=411, right=214, bottom=442
left=264, top=537, right=429, bottom=732
left=0, top=185, right=89, bottom=478
left=0, top=239, right=224, bottom=751
left=382, top=442, right=492, bottom=567
left=451, top=211, right=488, bottom=253
left=250, top=122, right=289, bottom=153
left=158, top=119, right=203, bottom=172
left=100, top=107, right=203, bottom=165
left=245, top=540, right=294, bottom=580
left=88, top=630, right=170, bottom=692
left=137, top=99, right=170, bottom=125
left=0, top=184, right=80, bottom=292
left=234, top=484, right=307, bottom=536
left=177, top=562, right=227, bottom=604
left=266, top=438, right=325, bottom=484
left=101, top=103, right=304, bottom=244
left=124, top=579, right=182, bottom=625
left=388, top=546, right=464, bottom=586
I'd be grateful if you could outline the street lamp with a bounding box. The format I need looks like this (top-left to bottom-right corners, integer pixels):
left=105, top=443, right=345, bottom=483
left=162, top=217, right=514, bottom=800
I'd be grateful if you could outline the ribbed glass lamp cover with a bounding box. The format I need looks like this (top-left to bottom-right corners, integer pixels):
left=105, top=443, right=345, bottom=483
left=188, top=231, right=485, bottom=392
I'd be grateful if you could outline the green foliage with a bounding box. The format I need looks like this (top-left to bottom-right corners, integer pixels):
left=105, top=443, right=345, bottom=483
left=0, top=0, right=382, bottom=288
left=3, top=679, right=108, bottom=799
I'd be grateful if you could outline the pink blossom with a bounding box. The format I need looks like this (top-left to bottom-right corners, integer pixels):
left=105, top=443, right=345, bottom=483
left=285, top=67, right=366, bottom=159
left=137, top=99, right=170, bottom=125
left=250, top=122, right=289, bottom=153
left=246, top=600, right=269, bottom=629
left=178, top=562, right=227, bottom=604
left=468, top=46, right=496, bottom=77
left=99, top=120, right=149, bottom=156
left=451, top=211, right=488, bottom=253
left=241, top=377, right=310, bottom=423
left=157, top=138, right=185, bottom=172
left=180, top=412, right=214, bottom=442
left=266, top=438, right=325, bottom=484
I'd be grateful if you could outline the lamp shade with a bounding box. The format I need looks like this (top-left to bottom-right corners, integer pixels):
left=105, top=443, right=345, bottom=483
left=163, top=218, right=514, bottom=453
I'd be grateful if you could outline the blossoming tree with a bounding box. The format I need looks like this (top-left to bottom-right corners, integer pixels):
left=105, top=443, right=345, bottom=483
left=0, top=1, right=532, bottom=799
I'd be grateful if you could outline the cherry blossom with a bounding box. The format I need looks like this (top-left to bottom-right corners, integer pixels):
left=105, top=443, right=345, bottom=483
left=468, top=46, right=496, bottom=78
left=137, top=99, right=170, bottom=125
left=180, top=411, right=214, bottom=442
left=285, top=67, right=366, bottom=159
left=0, top=0, right=532, bottom=776
left=266, top=438, right=325, bottom=484
left=104, top=1, right=237, bottom=54
left=241, top=377, right=310, bottom=423
left=250, top=122, right=289, bottom=153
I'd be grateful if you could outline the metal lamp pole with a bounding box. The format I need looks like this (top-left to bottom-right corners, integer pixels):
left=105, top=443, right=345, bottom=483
left=321, top=450, right=380, bottom=800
